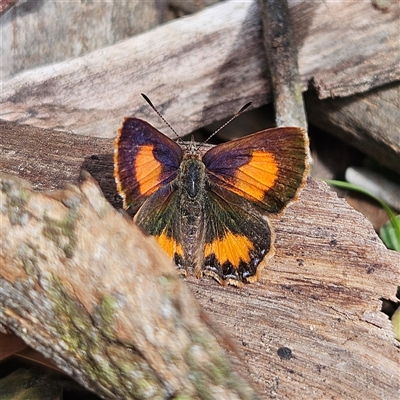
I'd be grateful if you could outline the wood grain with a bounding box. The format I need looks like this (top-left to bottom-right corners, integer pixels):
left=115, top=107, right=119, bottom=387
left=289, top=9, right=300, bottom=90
left=1, top=0, right=398, bottom=138
left=188, top=177, right=400, bottom=399
left=0, top=0, right=166, bottom=80
left=1, top=120, right=399, bottom=399
left=0, top=173, right=260, bottom=399
left=306, top=82, right=400, bottom=175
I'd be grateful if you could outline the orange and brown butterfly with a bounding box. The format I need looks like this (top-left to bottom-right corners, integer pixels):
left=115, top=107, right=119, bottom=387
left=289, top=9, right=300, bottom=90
left=114, top=95, right=309, bottom=287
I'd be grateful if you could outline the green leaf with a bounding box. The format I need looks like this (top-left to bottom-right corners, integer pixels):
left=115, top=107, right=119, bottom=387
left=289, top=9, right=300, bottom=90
left=380, top=215, right=400, bottom=251
left=325, top=180, right=400, bottom=252
left=392, top=306, right=400, bottom=341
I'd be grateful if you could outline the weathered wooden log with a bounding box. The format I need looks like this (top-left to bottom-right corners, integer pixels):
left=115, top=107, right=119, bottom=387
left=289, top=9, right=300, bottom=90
left=0, top=0, right=167, bottom=80
left=1, top=0, right=398, bottom=138
left=1, top=120, right=399, bottom=399
left=0, top=172, right=260, bottom=399
left=306, top=82, right=400, bottom=175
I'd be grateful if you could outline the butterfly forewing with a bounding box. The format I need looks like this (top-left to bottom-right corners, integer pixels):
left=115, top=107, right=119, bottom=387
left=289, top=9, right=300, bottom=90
left=202, top=127, right=308, bottom=213
left=114, top=118, right=182, bottom=212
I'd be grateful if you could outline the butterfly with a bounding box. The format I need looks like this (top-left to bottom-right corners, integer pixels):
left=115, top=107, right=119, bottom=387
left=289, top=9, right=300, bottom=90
left=114, top=97, right=309, bottom=286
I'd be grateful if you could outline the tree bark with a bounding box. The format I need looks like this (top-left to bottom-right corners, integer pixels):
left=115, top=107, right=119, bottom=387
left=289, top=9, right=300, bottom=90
left=0, top=172, right=260, bottom=399
left=259, top=0, right=307, bottom=128
left=1, top=120, right=399, bottom=399
left=1, top=0, right=398, bottom=137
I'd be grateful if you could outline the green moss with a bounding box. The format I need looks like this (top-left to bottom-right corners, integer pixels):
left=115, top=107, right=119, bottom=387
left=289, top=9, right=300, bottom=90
left=18, top=243, right=47, bottom=279
left=107, top=345, right=166, bottom=399
left=2, top=179, right=31, bottom=226
left=99, top=294, right=117, bottom=324
left=94, top=294, right=118, bottom=340
left=185, top=344, right=216, bottom=400
left=47, top=276, right=91, bottom=352
left=42, top=209, right=79, bottom=258
left=1, top=179, right=31, bottom=204
left=45, top=276, right=168, bottom=398
left=185, top=331, right=255, bottom=400
left=47, top=277, right=118, bottom=387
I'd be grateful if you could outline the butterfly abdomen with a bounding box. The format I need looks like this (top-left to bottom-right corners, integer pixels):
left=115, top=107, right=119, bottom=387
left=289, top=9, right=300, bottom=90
left=178, top=157, right=207, bottom=276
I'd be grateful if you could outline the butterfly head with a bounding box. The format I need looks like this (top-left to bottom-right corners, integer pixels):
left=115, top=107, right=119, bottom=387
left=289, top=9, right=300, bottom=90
left=179, top=134, right=201, bottom=156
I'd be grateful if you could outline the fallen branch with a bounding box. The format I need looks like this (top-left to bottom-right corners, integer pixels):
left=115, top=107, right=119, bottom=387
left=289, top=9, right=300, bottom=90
left=0, top=173, right=259, bottom=399
left=259, top=0, right=307, bottom=128
left=1, top=119, right=399, bottom=397
left=1, top=0, right=398, bottom=137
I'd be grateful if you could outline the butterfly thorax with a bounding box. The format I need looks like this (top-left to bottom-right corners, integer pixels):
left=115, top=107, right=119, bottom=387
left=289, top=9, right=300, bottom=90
left=179, top=153, right=205, bottom=198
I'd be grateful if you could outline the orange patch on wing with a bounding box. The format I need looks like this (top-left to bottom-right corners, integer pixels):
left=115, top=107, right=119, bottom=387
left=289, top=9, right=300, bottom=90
left=156, top=231, right=183, bottom=259
left=135, top=145, right=162, bottom=196
left=234, top=151, right=278, bottom=201
left=204, top=231, right=253, bottom=268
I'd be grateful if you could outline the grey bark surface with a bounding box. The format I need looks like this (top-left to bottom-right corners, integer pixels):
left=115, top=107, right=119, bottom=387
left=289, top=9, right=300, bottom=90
left=1, top=120, right=399, bottom=399
left=1, top=0, right=398, bottom=138
left=0, top=173, right=260, bottom=399
left=259, top=0, right=307, bottom=128
left=306, top=82, right=400, bottom=175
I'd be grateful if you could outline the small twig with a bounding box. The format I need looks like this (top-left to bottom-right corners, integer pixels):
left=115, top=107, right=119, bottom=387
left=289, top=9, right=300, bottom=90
left=258, top=0, right=307, bottom=128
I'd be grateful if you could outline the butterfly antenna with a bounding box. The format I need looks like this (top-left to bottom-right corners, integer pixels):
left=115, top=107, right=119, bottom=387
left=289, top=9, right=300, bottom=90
left=204, top=101, right=252, bottom=144
left=141, top=93, right=180, bottom=139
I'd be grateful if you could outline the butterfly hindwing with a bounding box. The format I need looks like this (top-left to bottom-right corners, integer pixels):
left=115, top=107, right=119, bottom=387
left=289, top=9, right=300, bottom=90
left=114, top=118, right=183, bottom=213
left=202, top=127, right=308, bottom=213
left=133, top=184, right=186, bottom=274
left=202, top=185, right=274, bottom=286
